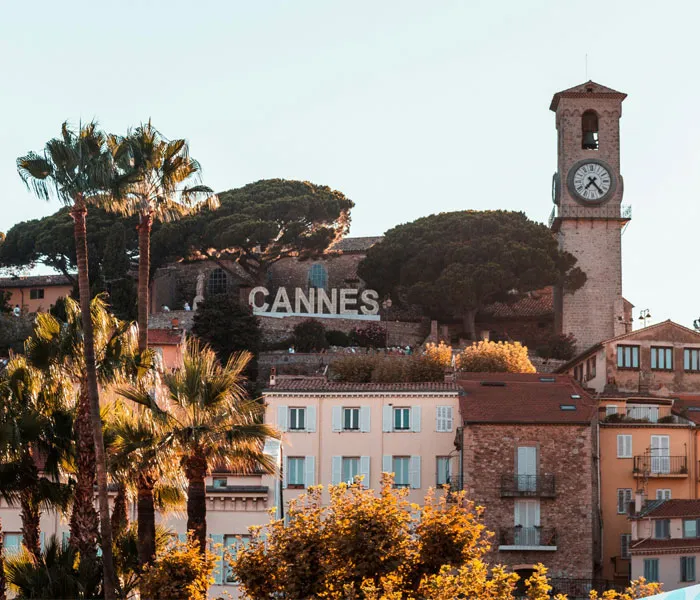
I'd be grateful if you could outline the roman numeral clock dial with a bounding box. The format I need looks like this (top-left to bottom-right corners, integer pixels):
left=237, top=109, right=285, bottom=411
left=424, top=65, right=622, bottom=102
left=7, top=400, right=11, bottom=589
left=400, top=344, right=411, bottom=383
left=566, top=160, right=616, bottom=204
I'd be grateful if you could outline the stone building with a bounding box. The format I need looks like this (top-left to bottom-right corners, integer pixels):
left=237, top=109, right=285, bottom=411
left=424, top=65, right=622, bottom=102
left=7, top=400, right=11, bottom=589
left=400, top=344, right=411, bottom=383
left=457, top=372, right=599, bottom=587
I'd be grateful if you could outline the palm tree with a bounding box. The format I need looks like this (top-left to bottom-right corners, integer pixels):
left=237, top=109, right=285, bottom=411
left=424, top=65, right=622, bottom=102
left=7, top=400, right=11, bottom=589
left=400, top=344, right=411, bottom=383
left=107, top=122, right=218, bottom=352
left=24, top=296, right=151, bottom=568
left=119, top=338, right=279, bottom=553
left=0, top=358, right=74, bottom=559
left=17, top=122, right=120, bottom=599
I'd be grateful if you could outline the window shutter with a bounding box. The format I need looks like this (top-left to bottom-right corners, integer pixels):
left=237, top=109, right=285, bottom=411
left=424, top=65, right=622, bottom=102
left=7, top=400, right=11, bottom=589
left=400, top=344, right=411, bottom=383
left=210, top=534, right=224, bottom=584
left=617, top=435, right=624, bottom=457
left=360, top=406, right=371, bottom=432
left=283, top=456, right=288, bottom=489
left=409, top=456, right=421, bottom=489
left=331, top=456, right=342, bottom=485
left=436, top=406, right=444, bottom=431
left=306, top=406, right=316, bottom=432
left=277, top=406, right=288, bottom=432
left=625, top=436, right=632, bottom=458
left=332, top=406, right=342, bottom=432
left=411, top=406, right=421, bottom=432
left=444, top=406, right=453, bottom=432
left=383, top=455, right=392, bottom=475
left=305, top=456, right=316, bottom=488
left=360, top=456, right=371, bottom=485
left=382, top=406, right=392, bottom=432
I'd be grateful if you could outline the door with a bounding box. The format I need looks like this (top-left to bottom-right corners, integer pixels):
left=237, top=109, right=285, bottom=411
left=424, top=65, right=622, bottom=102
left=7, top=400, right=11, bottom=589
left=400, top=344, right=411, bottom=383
left=651, top=435, right=670, bottom=474
left=514, top=499, right=540, bottom=545
left=517, top=446, right=537, bottom=492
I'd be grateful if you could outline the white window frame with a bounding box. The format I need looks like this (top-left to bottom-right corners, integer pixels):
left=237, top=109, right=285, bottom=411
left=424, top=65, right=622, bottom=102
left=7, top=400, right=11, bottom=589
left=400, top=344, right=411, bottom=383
left=436, top=406, right=454, bottom=432
left=341, top=457, right=361, bottom=484
left=287, top=457, right=306, bottom=487
left=393, top=407, right=411, bottom=430
left=617, top=435, right=632, bottom=459
left=617, top=488, right=632, bottom=514
left=212, top=477, right=227, bottom=489
left=656, top=488, right=671, bottom=500
left=620, top=533, right=631, bottom=559
left=393, top=456, right=410, bottom=487
left=343, top=407, right=360, bottom=431
left=289, top=407, right=306, bottom=431
left=436, top=456, right=452, bottom=486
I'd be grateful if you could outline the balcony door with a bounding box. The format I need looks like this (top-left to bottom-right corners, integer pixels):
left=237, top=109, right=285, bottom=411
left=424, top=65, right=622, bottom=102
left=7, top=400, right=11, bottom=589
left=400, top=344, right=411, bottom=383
left=514, top=499, right=540, bottom=545
left=650, top=435, right=670, bottom=474
left=517, top=446, right=537, bottom=492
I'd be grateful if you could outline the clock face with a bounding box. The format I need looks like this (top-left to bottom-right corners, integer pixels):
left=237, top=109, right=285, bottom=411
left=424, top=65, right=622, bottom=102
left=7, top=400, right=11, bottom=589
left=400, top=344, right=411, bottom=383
left=570, top=162, right=612, bottom=202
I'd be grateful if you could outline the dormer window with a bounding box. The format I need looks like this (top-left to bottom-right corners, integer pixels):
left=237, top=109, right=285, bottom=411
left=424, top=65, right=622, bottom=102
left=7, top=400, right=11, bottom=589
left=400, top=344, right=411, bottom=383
left=582, top=110, right=599, bottom=150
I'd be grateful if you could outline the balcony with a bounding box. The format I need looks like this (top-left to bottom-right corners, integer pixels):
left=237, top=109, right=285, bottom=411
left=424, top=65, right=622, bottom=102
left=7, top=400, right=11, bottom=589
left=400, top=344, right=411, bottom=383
left=633, top=455, right=688, bottom=477
left=500, top=474, right=556, bottom=498
left=498, top=527, right=557, bottom=551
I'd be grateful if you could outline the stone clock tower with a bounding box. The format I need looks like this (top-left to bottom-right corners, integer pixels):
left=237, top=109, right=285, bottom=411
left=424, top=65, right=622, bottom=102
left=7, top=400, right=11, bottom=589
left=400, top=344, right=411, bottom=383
left=550, top=81, right=630, bottom=352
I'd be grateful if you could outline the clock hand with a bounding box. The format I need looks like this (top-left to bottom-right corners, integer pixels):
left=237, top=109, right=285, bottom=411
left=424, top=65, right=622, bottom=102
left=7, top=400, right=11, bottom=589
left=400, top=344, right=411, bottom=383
left=586, top=176, right=603, bottom=194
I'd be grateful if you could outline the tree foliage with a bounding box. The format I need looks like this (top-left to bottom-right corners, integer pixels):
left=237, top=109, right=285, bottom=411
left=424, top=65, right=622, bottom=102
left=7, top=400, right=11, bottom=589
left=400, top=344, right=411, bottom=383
left=351, top=323, right=387, bottom=348
left=292, top=319, right=329, bottom=352
left=330, top=355, right=445, bottom=383
left=456, top=340, right=536, bottom=373
left=358, top=211, right=586, bottom=339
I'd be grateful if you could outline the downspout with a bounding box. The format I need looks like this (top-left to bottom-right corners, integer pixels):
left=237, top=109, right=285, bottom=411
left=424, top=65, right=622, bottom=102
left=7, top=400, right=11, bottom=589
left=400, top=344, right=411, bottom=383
left=459, top=425, right=465, bottom=490
left=596, top=414, right=603, bottom=568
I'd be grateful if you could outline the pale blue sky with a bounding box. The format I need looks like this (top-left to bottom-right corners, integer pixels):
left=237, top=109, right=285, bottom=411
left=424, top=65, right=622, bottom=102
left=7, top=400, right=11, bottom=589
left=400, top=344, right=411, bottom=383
left=1, top=1, right=699, bottom=328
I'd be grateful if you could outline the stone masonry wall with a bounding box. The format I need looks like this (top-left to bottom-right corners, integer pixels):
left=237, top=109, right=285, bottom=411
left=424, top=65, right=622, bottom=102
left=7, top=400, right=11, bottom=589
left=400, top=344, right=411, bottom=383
left=462, top=424, right=596, bottom=579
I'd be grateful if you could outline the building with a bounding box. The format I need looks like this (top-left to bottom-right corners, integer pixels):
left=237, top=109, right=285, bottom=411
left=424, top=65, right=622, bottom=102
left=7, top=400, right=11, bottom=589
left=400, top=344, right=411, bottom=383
left=263, top=376, right=462, bottom=506
left=630, top=498, right=700, bottom=590
left=0, top=274, right=73, bottom=314
left=147, top=325, right=186, bottom=370
left=457, top=372, right=599, bottom=585
left=549, top=81, right=631, bottom=352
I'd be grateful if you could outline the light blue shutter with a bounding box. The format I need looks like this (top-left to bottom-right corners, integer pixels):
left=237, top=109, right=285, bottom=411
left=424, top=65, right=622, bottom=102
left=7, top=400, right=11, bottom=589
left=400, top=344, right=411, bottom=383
left=178, top=533, right=188, bottom=544
left=277, top=406, right=288, bottom=432
left=360, top=456, right=371, bottom=486
left=382, top=406, right=392, bottom=432
left=383, top=455, right=392, bottom=475
left=282, top=456, right=288, bottom=489
left=332, top=406, right=342, bottom=432
left=332, top=456, right=342, bottom=485
left=306, top=406, right=316, bottom=432
left=411, top=406, right=421, bottom=432
left=40, top=532, right=45, bottom=551
left=409, top=456, right=421, bottom=489
left=210, top=534, right=224, bottom=584
left=444, top=406, right=453, bottom=431
left=360, top=406, right=371, bottom=432
left=305, top=456, right=316, bottom=488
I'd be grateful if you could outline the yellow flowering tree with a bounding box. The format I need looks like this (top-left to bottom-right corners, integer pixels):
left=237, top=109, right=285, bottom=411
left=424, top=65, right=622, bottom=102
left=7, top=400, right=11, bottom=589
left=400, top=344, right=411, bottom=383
left=423, top=342, right=453, bottom=368
left=456, top=340, right=536, bottom=373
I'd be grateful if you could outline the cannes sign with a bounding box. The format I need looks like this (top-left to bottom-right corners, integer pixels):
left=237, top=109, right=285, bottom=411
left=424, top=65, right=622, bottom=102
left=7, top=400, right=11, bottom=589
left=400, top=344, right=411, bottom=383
left=249, top=287, right=380, bottom=320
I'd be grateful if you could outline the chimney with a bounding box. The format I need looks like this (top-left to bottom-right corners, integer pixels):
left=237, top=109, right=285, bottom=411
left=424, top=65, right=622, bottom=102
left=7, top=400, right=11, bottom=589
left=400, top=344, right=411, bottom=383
left=269, top=366, right=277, bottom=387
left=171, top=317, right=179, bottom=330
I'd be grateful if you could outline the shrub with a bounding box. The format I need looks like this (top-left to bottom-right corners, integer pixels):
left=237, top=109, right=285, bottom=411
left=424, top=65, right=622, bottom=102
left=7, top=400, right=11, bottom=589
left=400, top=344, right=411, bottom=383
left=326, top=329, right=351, bottom=347
left=332, top=355, right=444, bottom=383
left=456, top=341, right=536, bottom=373
left=405, top=356, right=445, bottom=382
left=424, top=342, right=453, bottom=367
left=536, top=333, right=577, bottom=361
left=351, top=323, right=387, bottom=348
left=139, top=537, right=216, bottom=600
left=292, top=319, right=329, bottom=352
left=330, top=355, right=375, bottom=382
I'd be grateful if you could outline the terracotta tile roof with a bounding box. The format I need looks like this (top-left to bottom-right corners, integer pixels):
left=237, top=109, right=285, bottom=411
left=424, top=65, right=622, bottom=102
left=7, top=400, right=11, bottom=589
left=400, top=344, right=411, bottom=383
left=672, top=396, right=700, bottom=425
left=0, top=274, right=75, bottom=288
left=329, top=236, right=384, bottom=253
left=148, top=328, right=184, bottom=346
left=639, top=499, right=700, bottom=520
left=550, top=80, right=627, bottom=111
left=457, top=373, right=595, bottom=424
left=631, top=538, right=700, bottom=554
left=266, top=377, right=461, bottom=393
left=479, top=287, right=553, bottom=319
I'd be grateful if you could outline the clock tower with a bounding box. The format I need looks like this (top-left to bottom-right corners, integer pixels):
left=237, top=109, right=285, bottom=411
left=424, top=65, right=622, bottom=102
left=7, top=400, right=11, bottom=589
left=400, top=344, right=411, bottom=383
left=550, top=81, right=630, bottom=352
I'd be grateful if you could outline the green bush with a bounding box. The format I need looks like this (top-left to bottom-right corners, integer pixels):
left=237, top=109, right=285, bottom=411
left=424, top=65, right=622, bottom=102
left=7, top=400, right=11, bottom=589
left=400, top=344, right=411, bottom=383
left=326, top=329, right=351, bottom=347
left=331, top=355, right=444, bottom=383
left=330, top=355, right=375, bottom=382
left=292, top=319, right=329, bottom=352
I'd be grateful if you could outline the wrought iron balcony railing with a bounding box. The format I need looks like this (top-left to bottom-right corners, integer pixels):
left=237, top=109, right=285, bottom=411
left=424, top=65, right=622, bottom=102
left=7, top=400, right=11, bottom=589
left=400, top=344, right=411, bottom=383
left=498, top=526, right=557, bottom=548
left=500, top=474, right=556, bottom=498
left=633, top=455, right=688, bottom=476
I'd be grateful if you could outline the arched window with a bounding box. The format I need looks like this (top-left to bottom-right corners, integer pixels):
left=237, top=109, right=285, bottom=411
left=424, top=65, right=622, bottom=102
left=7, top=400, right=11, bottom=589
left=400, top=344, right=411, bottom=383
left=308, top=263, right=328, bottom=290
left=582, top=110, right=599, bottom=150
left=207, top=268, right=228, bottom=296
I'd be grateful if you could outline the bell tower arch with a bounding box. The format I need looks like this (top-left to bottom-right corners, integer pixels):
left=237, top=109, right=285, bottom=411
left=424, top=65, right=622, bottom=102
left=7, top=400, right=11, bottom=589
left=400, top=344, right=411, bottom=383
left=549, top=81, right=631, bottom=352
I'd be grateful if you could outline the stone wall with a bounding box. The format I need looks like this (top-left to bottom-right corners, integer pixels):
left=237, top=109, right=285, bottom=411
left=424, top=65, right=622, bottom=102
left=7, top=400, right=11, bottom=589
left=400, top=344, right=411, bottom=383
left=462, top=423, right=597, bottom=579
left=0, top=314, right=34, bottom=354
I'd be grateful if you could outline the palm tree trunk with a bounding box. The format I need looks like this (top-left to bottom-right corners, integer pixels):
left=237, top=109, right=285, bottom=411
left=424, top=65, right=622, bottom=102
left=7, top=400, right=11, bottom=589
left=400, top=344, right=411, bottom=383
left=69, top=385, right=99, bottom=561
left=137, top=472, right=156, bottom=567
left=183, top=454, right=208, bottom=553
left=110, top=483, right=128, bottom=538
left=137, top=212, right=152, bottom=353
left=0, top=519, right=7, bottom=600
left=71, top=199, right=117, bottom=600
left=19, top=489, right=40, bottom=559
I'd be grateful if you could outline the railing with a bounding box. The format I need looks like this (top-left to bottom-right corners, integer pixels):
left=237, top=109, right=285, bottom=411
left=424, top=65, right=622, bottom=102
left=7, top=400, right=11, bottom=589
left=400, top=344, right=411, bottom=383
left=548, top=578, right=627, bottom=600
left=633, top=455, right=688, bottom=476
left=600, top=405, right=680, bottom=424
left=500, top=474, right=556, bottom=498
left=499, top=527, right=557, bottom=547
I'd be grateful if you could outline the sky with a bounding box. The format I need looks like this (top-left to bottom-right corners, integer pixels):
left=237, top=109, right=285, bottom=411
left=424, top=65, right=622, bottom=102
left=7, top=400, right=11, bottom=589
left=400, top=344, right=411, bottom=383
left=1, top=1, right=699, bottom=329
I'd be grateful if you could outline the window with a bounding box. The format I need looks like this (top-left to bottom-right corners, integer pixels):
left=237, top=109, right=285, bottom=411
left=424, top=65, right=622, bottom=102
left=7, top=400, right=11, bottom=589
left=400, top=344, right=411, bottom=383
left=606, top=405, right=619, bottom=416
left=574, top=364, right=584, bottom=382
left=29, top=288, right=44, bottom=300
left=620, top=534, right=631, bottom=559
left=394, top=407, right=410, bottom=430
left=393, top=457, right=410, bottom=487
left=436, top=406, right=453, bottom=432
left=586, top=356, right=597, bottom=380
left=651, top=347, right=673, bottom=370
left=656, top=489, right=671, bottom=500
left=308, top=263, right=328, bottom=290
left=289, top=407, right=306, bottom=431
left=644, top=558, right=659, bottom=582
left=224, top=535, right=250, bottom=583
left=617, top=488, right=632, bottom=514
left=682, top=556, right=696, bottom=582
left=627, top=404, right=659, bottom=423
left=343, top=408, right=360, bottom=431
left=684, top=348, right=700, bottom=372
left=287, top=457, right=306, bottom=487
left=342, top=457, right=360, bottom=484
left=436, top=456, right=451, bottom=486
left=207, top=268, right=228, bottom=296
left=684, top=519, right=698, bottom=538
left=560, top=404, right=576, bottom=411
left=654, top=519, right=670, bottom=539
left=617, top=435, right=632, bottom=458
left=3, top=533, right=22, bottom=555
left=212, top=477, right=227, bottom=489
left=617, top=345, right=640, bottom=369
left=581, top=110, right=599, bottom=150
